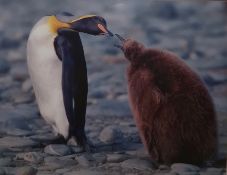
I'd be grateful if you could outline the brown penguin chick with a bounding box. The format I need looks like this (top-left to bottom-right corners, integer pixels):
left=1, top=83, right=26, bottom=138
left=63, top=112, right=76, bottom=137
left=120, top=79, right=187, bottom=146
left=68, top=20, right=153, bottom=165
left=117, top=37, right=217, bottom=165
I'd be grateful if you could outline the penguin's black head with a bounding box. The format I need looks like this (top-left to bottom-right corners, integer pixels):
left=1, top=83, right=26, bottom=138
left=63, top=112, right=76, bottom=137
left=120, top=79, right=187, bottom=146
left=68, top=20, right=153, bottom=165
left=49, top=12, right=113, bottom=36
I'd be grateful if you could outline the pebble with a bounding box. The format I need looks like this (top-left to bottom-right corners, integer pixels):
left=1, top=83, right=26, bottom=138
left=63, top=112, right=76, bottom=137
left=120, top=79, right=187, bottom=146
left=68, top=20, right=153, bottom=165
left=92, top=153, right=107, bottom=164
left=171, top=163, right=200, bottom=173
left=0, top=58, right=10, bottom=74
left=10, top=63, right=28, bottom=81
left=205, top=168, right=224, bottom=175
left=15, top=167, right=37, bottom=175
left=107, top=153, right=129, bottom=163
left=0, top=157, right=12, bottom=166
left=44, top=144, right=72, bottom=156
left=22, top=79, right=33, bottom=92
left=44, top=157, right=77, bottom=171
left=64, top=169, right=105, bottom=175
left=75, top=154, right=96, bottom=167
left=15, top=152, right=43, bottom=163
left=0, top=136, right=37, bottom=148
left=99, top=125, right=123, bottom=144
left=121, top=158, right=154, bottom=171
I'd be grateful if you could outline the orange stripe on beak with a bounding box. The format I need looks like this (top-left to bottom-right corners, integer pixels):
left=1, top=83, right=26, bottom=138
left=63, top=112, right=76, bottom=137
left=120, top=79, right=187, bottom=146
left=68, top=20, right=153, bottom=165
left=97, top=24, right=108, bottom=34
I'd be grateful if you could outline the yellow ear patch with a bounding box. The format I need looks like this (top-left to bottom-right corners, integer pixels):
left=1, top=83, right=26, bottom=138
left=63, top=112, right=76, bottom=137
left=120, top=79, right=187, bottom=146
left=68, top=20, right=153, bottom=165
left=48, top=16, right=70, bottom=34
left=70, top=15, right=97, bottom=23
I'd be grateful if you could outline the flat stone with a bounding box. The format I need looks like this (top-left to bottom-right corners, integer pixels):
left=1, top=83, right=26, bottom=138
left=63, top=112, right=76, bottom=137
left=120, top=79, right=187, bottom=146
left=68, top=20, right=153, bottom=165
left=64, top=169, right=105, bottom=175
left=92, top=153, right=107, bottom=164
left=171, top=163, right=200, bottom=173
left=87, top=99, right=131, bottom=117
left=0, top=58, right=10, bottom=74
left=2, top=167, right=16, bottom=175
left=16, top=152, right=43, bottom=163
left=99, top=125, right=123, bottom=144
left=15, top=167, right=37, bottom=175
left=44, top=144, right=72, bottom=156
left=206, top=168, right=224, bottom=175
left=22, top=79, right=33, bottom=92
left=44, top=157, right=77, bottom=171
left=75, top=154, right=96, bottom=167
left=0, top=157, right=12, bottom=166
left=121, top=158, right=154, bottom=171
left=107, top=153, right=129, bottom=163
left=0, top=136, right=37, bottom=148
left=10, top=63, right=28, bottom=81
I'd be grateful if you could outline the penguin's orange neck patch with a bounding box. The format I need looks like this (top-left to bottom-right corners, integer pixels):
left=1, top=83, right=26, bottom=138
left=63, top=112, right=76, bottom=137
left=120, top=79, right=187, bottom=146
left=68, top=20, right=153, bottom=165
left=48, top=16, right=70, bottom=34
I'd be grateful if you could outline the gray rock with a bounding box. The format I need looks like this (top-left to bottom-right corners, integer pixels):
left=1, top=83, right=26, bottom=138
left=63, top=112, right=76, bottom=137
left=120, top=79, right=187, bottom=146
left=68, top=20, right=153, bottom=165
left=0, top=136, right=37, bottom=148
left=206, top=168, right=224, bottom=175
left=0, top=157, right=12, bottom=166
left=15, top=167, right=37, bottom=175
left=203, top=72, right=227, bottom=86
left=64, top=169, right=105, bottom=175
left=99, top=125, right=123, bottom=144
left=87, top=99, right=131, bottom=117
left=171, top=163, right=200, bottom=173
left=2, top=167, right=16, bottom=175
left=44, top=144, right=72, bottom=156
left=0, top=58, right=10, bottom=74
left=121, top=158, right=154, bottom=171
left=15, top=152, right=43, bottom=163
left=92, top=153, right=107, bottom=164
left=44, top=156, right=77, bottom=171
left=75, top=154, right=96, bottom=167
left=3, top=128, right=32, bottom=137
left=107, top=153, right=129, bottom=163
left=10, top=63, right=28, bottom=81
left=22, top=79, right=33, bottom=92
left=0, top=168, right=4, bottom=175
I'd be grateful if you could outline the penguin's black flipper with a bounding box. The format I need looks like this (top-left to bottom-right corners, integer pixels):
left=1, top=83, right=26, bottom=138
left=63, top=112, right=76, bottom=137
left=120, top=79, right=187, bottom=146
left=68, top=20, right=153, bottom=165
left=54, top=29, right=88, bottom=148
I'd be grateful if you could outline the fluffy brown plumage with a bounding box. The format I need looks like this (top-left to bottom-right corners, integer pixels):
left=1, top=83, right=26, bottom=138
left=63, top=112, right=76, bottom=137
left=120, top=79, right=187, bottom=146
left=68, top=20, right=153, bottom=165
left=122, top=38, right=217, bottom=165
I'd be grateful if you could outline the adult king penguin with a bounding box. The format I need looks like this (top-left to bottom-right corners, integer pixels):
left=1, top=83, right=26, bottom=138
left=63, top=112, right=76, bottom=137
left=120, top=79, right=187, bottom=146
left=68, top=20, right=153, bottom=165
left=27, top=12, right=113, bottom=151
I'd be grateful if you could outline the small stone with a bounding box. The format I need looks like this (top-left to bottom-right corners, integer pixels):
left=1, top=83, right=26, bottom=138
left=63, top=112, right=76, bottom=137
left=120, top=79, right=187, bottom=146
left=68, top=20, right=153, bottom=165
left=0, top=58, right=10, bottom=74
left=44, top=157, right=77, bottom=170
left=44, top=144, right=72, bottom=156
left=15, top=167, right=37, bottom=175
left=0, top=168, right=4, bottom=175
left=107, top=153, right=128, bottom=163
left=23, top=152, right=43, bottom=163
left=206, top=168, right=224, bottom=175
left=70, top=146, right=84, bottom=153
left=75, top=154, right=96, bottom=167
left=159, top=165, right=170, bottom=170
left=0, top=136, right=37, bottom=148
left=0, top=157, right=12, bottom=166
left=171, top=163, right=200, bottom=173
left=121, top=158, right=154, bottom=171
left=99, top=125, right=123, bottom=144
left=64, top=169, right=105, bottom=175
left=10, top=63, right=28, bottom=81
left=22, top=79, right=33, bottom=92
left=92, top=153, right=107, bottom=164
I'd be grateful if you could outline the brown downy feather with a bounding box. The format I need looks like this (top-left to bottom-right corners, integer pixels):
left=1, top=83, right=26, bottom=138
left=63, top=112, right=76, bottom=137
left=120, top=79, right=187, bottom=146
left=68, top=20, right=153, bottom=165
left=122, top=39, right=217, bottom=165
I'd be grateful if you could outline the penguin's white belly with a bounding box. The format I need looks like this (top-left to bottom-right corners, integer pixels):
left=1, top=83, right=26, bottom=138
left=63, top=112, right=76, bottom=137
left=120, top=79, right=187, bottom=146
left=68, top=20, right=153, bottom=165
left=27, top=32, right=69, bottom=138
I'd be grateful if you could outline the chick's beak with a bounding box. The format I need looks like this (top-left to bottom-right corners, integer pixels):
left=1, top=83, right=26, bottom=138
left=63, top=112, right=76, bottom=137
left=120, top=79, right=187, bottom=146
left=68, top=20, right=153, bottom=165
left=97, top=24, right=113, bottom=36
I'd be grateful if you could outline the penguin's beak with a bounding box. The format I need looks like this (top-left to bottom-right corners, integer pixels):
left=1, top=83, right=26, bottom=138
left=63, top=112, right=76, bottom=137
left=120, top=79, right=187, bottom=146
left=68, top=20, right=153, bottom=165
left=114, top=34, right=126, bottom=50
left=97, top=24, right=113, bottom=36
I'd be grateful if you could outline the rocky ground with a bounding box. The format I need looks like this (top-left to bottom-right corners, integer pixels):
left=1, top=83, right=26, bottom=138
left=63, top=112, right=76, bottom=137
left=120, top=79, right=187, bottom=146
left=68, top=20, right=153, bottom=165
left=0, top=1, right=227, bottom=175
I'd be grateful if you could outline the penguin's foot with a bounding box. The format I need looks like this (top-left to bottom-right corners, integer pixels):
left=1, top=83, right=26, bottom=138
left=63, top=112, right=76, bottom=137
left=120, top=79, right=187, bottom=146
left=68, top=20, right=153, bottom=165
left=67, top=136, right=95, bottom=153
